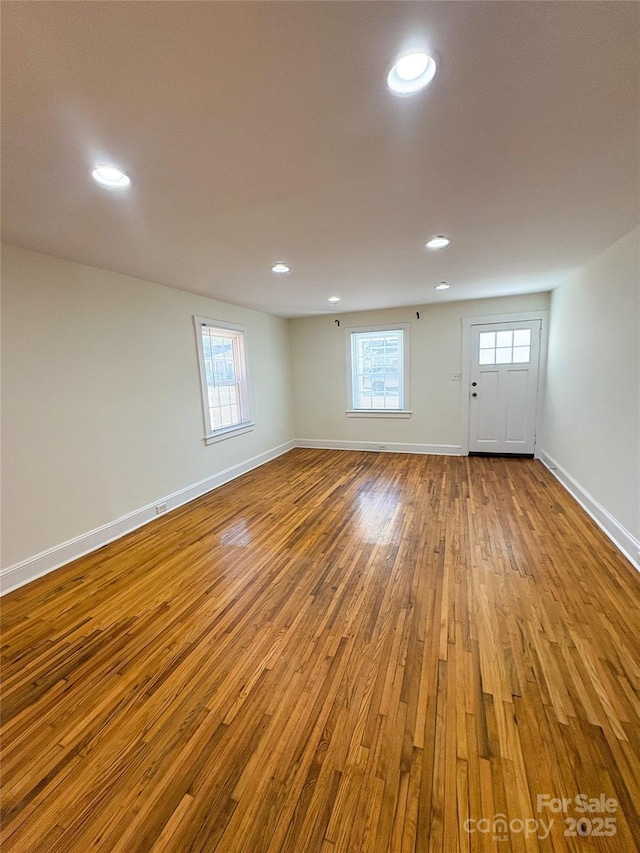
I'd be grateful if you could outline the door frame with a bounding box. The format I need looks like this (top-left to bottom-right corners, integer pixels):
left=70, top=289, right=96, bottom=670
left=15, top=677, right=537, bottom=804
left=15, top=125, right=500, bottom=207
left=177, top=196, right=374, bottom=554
left=460, top=310, right=549, bottom=457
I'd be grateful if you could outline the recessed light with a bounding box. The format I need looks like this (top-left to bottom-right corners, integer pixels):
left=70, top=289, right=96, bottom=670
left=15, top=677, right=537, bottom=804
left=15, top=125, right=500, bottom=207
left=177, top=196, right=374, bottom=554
left=435, top=282, right=450, bottom=291
left=270, top=262, right=291, bottom=275
left=425, top=235, right=451, bottom=250
left=328, top=296, right=341, bottom=303
left=387, top=50, right=437, bottom=95
left=91, top=165, right=131, bottom=189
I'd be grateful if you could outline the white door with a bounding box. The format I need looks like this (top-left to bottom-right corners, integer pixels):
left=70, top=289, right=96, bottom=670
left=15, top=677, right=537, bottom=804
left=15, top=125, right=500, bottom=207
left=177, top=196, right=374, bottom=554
left=468, top=320, right=541, bottom=454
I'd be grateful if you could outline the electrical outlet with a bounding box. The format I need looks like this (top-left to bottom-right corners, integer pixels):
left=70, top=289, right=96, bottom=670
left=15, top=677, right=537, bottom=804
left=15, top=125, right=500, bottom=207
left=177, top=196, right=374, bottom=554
left=451, top=373, right=461, bottom=381
left=156, top=503, right=167, bottom=514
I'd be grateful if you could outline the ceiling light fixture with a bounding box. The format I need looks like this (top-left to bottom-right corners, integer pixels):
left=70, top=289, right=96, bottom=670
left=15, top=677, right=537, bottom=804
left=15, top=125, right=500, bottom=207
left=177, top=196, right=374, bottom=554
left=328, top=296, right=341, bottom=303
left=425, top=235, right=451, bottom=250
left=270, top=262, right=291, bottom=275
left=91, top=164, right=131, bottom=189
left=387, top=50, right=437, bottom=95
left=435, top=282, right=451, bottom=291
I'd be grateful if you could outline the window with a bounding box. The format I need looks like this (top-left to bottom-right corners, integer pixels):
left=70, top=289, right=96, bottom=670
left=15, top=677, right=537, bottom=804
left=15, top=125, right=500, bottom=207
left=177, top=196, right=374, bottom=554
left=346, top=324, right=410, bottom=416
left=194, top=317, right=253, bottom=444
left=478, top=328, right=531, bottom=365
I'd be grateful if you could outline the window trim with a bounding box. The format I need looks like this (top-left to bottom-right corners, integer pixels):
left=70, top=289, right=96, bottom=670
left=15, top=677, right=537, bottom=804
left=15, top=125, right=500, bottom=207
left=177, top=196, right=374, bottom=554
left=194, top=316, right=254, bottom=444
left=344, top=322, right=411, bottom=416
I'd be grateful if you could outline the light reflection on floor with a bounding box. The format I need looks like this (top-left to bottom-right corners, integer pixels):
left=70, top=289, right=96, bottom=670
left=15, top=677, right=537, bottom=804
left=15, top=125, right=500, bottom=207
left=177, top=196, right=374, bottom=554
left=219, top=518, right=252, bottom=547
left=354, top=486, right=402, bottom=545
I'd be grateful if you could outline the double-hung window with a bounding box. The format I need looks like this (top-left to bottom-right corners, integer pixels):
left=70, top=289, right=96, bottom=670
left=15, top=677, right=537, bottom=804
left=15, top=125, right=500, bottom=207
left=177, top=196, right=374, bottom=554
left=194, top=316, right=253, bottom=444
left=346, top=324, right=411, bottom=416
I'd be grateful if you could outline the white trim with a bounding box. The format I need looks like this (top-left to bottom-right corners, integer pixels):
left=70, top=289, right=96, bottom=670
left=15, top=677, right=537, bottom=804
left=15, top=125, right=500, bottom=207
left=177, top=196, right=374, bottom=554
left=461, top=310, right=549, bottom=456
left=195, top=316, right=246, bottom=334
left=18, top=439, right=632, bottom=600
left=296, top=439, right=462, bottom=455
left=204, top=422, right=255, bottom=444
left=0, top=440, right=296, bottom=596
left=345, top=410, right=411, bottom=419
left=343, top=322, right=412, bottom=332
left=345, top=322, right=411, bottom=414
left=538, top=449, right=640, bottom=572
left=193, top=315, right=252, bottom=441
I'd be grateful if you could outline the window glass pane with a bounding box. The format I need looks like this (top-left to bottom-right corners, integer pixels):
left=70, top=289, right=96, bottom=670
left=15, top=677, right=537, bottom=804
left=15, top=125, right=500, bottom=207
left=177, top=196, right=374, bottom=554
left=495, top=347, right=512, bottom=364
left=351, top=329, right=404, bottom=410
left=479, top=332, right=495, bottom=349
left=512, top=346, right=530, bottom=363
left=478, top=349, right=495, bottom=365
left=513, top=329, right=531, bottom=347
left=496, top=330, right=513, bottom=348
left=199, top=323, right=249, bottom=434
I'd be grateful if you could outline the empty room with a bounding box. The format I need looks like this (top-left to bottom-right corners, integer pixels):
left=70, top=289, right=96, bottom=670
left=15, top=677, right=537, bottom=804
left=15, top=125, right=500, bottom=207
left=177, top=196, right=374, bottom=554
left=1, top=2, right=639, bottom=852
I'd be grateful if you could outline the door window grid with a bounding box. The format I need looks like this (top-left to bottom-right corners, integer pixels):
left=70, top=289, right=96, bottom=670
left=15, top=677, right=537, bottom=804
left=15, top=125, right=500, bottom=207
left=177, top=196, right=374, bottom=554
left=478, top=328, right=531, bottom=365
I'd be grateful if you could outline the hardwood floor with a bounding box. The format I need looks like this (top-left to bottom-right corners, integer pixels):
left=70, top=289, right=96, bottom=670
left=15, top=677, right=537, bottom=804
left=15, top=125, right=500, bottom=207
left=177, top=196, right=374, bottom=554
left=2, top=449, right=639, bottom=852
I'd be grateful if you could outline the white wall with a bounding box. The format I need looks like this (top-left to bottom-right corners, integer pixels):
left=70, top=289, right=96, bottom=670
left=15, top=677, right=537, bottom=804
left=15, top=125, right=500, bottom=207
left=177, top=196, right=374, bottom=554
left=1, top=244, right=295, bottom=575
left=5, top=232, right=636, bottom=585
left=290, top=293, right=550, bottom=450
left=540, top=227, right=640, bottom=555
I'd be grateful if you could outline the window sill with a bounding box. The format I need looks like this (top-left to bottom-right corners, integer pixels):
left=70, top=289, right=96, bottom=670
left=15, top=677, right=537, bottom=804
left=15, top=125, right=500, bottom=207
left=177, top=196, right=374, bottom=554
left=346, top=410, right=412, bottom=419
left=204, top=422, right=255, bottom=445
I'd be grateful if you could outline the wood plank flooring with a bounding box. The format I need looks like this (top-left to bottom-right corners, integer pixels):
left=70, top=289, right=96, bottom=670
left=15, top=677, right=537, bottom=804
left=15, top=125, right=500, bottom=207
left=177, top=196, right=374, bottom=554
left=2, top=449, right=639, bottom=852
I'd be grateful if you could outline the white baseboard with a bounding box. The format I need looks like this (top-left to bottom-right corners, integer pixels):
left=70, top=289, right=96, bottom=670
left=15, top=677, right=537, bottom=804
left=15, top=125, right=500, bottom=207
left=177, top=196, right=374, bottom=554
left=296, top=439, right=462, bottom=456
left=538, top=449, right=640, bottom=572
left=0, top=440, right=296, bottom=596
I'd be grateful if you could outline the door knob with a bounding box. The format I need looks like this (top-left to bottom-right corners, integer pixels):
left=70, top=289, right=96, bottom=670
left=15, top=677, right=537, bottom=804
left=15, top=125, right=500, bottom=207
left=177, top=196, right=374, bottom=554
left=471, top=392, right=477, bottom=397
